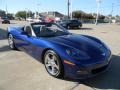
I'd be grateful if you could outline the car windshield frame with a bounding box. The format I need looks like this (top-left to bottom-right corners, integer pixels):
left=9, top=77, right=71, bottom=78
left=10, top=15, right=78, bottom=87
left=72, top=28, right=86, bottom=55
left=31, top=23, right=70, bottom=37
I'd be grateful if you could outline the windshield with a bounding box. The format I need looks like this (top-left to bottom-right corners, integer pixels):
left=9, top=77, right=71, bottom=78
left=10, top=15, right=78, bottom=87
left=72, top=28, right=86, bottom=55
left=31, top=23, right=69, bottom=37
left=1, top=17, right=8, bottom=20
left=71, top=20, right=79, bottom=23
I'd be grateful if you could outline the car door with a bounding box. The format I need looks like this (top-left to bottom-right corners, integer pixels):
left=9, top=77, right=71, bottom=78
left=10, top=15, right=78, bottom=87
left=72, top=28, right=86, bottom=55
left=20, top=25, right=45, bottom=60
left=14, top=25, right=33, bottom=52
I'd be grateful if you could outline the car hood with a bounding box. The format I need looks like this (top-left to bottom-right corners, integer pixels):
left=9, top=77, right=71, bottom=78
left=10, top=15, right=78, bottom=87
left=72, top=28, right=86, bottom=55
left=48, top=34, right=106, bottom=60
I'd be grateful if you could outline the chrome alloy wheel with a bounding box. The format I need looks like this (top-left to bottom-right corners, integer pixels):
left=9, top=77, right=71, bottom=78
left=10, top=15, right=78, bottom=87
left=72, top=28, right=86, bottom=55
left=44, top=52, right=60, bottom=76
left=8, top=34, right=14, bottom=49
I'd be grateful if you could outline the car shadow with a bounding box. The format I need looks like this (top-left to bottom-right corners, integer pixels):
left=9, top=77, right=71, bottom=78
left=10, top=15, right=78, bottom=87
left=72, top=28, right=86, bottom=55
left=10, top=22, right=17, bottom=24
left=80, top=28, right=93, bottom=30
left=63, top=55, right=120, bottom=89
left=0, top=45, right=11, bottom=52
left=70, top=28, right=93, bottom=30
left=0, top=28, right=7, bottom=40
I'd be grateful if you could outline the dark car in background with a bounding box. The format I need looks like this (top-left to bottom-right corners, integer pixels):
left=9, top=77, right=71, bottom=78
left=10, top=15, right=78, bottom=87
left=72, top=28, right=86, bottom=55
left=0, top=17, right=10, bottom=24
left=58, top=19, right=82, bottom=29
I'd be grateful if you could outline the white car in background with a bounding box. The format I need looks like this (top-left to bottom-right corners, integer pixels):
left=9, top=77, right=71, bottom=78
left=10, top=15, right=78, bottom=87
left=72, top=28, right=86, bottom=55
left=33, top=18, right=43, bottom=22
left=26, top=17, right=33, bottom=22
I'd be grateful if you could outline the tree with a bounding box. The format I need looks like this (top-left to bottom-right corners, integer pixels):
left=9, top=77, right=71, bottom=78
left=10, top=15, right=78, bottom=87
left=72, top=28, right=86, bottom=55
left=0, top=10, right=6, bottom=17
left=15, top=11, right=34, bottom=20
left=99, top=15, right=105, bottom=20
left=72, top=10, right=86, bottom=19
left=7, top=13, right=14, bottom=20
left=26, top=11, right=34, bottom=18
left=72, top=10, right=106, bottom=23
left=72, top=10, right=94, bottom=20
left=15, top=11, right=26, bottom=19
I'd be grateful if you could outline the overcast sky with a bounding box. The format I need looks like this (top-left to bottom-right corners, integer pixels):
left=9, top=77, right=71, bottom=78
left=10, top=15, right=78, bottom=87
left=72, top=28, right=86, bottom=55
left=0, top=0, right=120, bottom=16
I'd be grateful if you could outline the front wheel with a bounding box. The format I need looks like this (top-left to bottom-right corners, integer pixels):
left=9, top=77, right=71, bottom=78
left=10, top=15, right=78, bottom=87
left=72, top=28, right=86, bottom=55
left=8, top=34, right=16, bottom=50
left=44, top=50, right=64, bottom=78
left=8, top=22, right=10, bottom=24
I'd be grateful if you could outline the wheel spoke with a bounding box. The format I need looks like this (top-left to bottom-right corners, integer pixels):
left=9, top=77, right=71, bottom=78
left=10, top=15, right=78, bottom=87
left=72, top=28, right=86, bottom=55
left=51, top=56, right=59, bottom=70
left=51, top=66, right=56, bottom=75
left=46, top=55, right=51, bottom=61
left=8, top=35, right=14, bottom=48
left=45, top=55, right=51, bottom=64
left=54, top=64, right=59, bottom=70
left=46, top=63, right=51, bottom=67
left=51, top=56, right=55, bottom=62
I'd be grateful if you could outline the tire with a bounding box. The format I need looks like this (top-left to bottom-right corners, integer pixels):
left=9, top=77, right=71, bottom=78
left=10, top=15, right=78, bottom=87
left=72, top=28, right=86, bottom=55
left=44, top=50, right=64, bottom=78
left=8, top=34, right=17, bottom=50
left=8, top=22, right=10, bottom=24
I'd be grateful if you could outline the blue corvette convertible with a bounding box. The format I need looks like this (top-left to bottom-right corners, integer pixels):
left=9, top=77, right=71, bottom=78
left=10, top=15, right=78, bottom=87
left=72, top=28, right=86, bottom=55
left=7, top=22, right=111, bottom=79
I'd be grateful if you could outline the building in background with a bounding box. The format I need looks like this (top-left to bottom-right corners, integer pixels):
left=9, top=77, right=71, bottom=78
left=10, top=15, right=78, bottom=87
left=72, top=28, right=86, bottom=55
left=40, top=11, right=65, bottom=21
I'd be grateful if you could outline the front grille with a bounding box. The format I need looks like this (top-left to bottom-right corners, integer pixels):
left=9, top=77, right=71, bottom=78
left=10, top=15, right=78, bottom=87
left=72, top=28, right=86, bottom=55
left=92, top=65, right=108, bottom=74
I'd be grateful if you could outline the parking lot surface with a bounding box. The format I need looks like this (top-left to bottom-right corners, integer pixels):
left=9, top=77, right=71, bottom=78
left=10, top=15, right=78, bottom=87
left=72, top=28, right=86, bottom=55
left=0, top=21, right=120, bottom=90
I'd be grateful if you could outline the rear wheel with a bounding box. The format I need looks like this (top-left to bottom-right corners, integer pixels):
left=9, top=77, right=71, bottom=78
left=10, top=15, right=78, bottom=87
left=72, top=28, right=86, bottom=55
left=8, top=34, right=16, bottom=50
left=44, top=50, right=64, bottom=78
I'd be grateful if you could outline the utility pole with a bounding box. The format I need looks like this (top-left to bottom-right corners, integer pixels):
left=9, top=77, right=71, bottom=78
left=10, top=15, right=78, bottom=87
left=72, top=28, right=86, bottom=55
left=111, top=3, right=114, bottom=15
left=25, top=9, right=27, bottom=20
left=25, top=8, right=29, bottom=20
left=5, top=3, right=8, bottom=14
left=70, top=0, right=72, bottom=20
left=67, top=0, right=70, bottom=19
left=110, top=3, right=114, bottom=23
left=95, top=0, right=101, bottom=25
left=37, top=3, right=40, bottom=14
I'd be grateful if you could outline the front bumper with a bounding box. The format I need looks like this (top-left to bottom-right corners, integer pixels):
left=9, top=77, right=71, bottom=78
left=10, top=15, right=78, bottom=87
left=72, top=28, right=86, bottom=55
left=64, top=57, right=111, bottom=79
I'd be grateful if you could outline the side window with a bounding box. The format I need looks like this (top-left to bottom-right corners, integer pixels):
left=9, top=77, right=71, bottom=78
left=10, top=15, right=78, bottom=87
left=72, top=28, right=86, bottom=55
left=25, top=26, right=32, bottom=36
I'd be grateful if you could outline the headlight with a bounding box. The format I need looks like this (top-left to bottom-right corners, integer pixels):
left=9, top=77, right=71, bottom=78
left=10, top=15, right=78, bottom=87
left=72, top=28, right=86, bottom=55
left=66, top=48, right=90, bottom=60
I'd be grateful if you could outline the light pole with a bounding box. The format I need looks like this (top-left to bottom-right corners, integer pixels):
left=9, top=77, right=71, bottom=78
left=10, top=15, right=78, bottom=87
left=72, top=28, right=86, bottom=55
left=95, top=0, right=101, bottom=25
left=110, top=3, right=114, bottom=23
left=25, top=8, right=27, bottom=20
left=70, top=0, right=73, bottom=20
left=25, top=8, right=29, bottom=20
left=5, top=3, right=8, bottom=15
left=67, top=0, right=70, bottom=19
left=37, top=3, right=40, bottom=13
left=26, top=11, right=27, bottom=20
